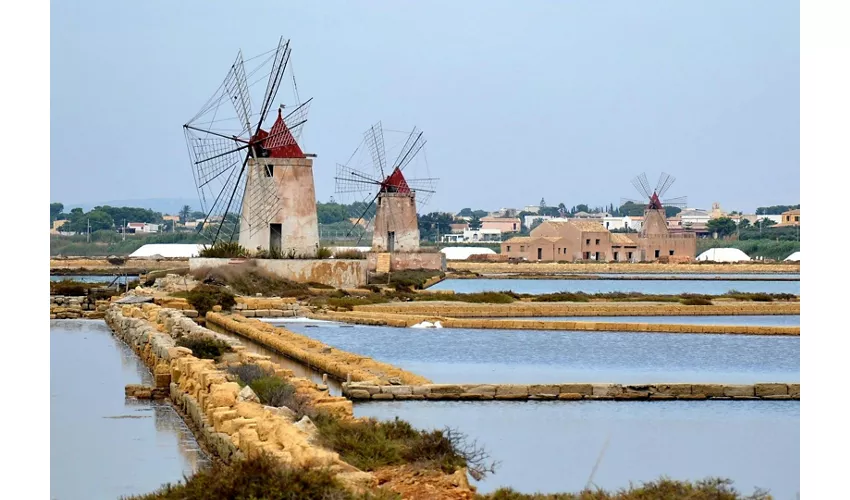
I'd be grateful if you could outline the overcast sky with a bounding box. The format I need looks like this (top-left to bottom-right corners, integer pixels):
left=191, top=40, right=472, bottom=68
left=51, top=0, right=799, bottom=214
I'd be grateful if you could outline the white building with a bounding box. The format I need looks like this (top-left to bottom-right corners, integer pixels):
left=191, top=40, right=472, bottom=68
left=441, top=228, right=502, bottom=243
left=679, top=209, right=711, bottom=227
left=127, top=222, right=160, bottom=234
left=440, top=247, right=497, bottom=260
left=602, top=216, right=641, bottom=232
left=523, top=215, right=552, bottom=229
left=523, top=205, right=540, bottom=214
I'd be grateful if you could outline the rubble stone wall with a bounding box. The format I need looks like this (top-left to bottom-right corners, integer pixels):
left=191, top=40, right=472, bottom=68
left=343, top=381, right=801, bottom=401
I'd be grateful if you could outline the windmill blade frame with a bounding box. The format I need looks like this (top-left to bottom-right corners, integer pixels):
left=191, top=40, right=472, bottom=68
left=631, top=173, right=653, bottom=200
left=365, top=122, right=387, bottom=180
left=656, top=172, right=676, bottom=198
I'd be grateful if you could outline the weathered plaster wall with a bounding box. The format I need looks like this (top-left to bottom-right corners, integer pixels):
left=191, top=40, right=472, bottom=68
left=366, top=252, right=446, bottom=272
left=371, top=192, right=420, bottom=252
left=239, top=158, right=320, bottom=257
left=189, top=258, right=368, bottom=288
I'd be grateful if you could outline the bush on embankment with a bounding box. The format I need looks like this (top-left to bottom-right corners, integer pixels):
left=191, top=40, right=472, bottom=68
left=175, top=335, right=233, bottom=361
left=197, top=241, right=249, bottom=258
left=123, top=453, right=396, bottom=500
left=369, top=269, right=444, bottom=290
left=191, top=261, right=310, bottom=298
left=412, top=291, right=519, bottom=304
left=227, top=363, right=305, bottom=414
left=313, top=415, right=496, bottom=480
left=179, top=284, right=236, bottom=316
left=480, top=477, right=770, bottom=500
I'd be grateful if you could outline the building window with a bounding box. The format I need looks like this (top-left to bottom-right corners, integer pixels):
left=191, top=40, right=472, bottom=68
left=627, top=251, right=633, bottom=260
left=795, top=216, right=799, bottom=222
left=595, top=239, right=600, bottom=245
left=583, top=252, right=590, bottom=260
left=506, top=246, right=511, bottom=252
left=669, top=250, right=675, bottom=256
left=520, top=246, right=525, bottom=252
left=513, top=223, right=517, bottom=230
left=613, top=251, right=619, bottom=260
left=654, top=249, right=660, bottom=258
left=585, top=239, right=590, bottom=245
left=264, top=164, right=274, bottom=177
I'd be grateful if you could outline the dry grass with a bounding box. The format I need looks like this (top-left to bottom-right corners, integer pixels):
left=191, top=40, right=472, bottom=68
left=190, top=261, right=310, bottom=297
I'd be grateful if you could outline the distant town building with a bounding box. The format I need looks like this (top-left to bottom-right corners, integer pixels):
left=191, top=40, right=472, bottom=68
left=449, top=222, right=469, bottom=233
left=481, top=216, right=520, bottom=233
left=523, top=215, right=552, bottom=230
left=774, top=208, right=800, bottom=227
left=162, top=215, right=180, bottom=222
left=441, top=228, right=502, bottom=243
left=127, top=222, right=160, bottom=233
left=523, top=205, right=541, bottom=214
left=51, top=219, right=68, bottom=234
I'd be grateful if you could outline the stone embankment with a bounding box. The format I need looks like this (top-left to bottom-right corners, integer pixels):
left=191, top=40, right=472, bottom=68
left=447, top=261, right=800, bottom=275
left=233, top=296, right=310, bottom=318
left=105, top=303, right=372, bottom=488
left=343, top=382, right=801, bottom=401
left=205, top=312, right=431, bottom=385
left=51, top=257, right=187, bottom=273
left=50, top=295, right=111, bottom=319
left=354, top=301, right=800, bottom=317
left=310, top=310, right=800, bottom=336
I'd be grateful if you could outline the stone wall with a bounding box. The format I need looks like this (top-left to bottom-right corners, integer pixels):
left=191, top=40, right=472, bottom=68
left=311, top=310, right=800, bottom=336
left=189, top=258, right=368, bottom=288
left=104, top=303, right=372, bottom=487
left=50, top=295, right=111, bottom=319
left=343, top=382, right=801, bottom=401
left=233, top=296, right=308, bottom=318
left=366, top=252, right=447, bottom=272
left=205, top=312, right=431, bottom=385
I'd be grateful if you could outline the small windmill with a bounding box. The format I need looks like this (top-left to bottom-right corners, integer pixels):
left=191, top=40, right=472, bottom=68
left=334, top=122, right=438, bottom=252
left=182, top=37, right=317, bottom=251
left=621, top=172, right=687, bottom=237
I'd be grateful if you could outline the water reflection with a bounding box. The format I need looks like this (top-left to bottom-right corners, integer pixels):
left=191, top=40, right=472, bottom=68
left=283, top=323, right=800, bottom=384
left=430, top=278, right=801, bottom=295
left=51, top=320, right=209, bottom=500
left=207, top=322, right=343, bottom=396
left=356, top=400, right=800, bottom=497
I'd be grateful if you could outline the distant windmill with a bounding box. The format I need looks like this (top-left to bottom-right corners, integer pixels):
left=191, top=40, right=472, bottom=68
left=334, top=122, right=438, bottom=252
left=621, top=172, right=687, bottom=237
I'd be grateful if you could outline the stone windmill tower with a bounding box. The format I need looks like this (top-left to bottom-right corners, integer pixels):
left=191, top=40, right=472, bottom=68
left=334, top=122, right=438, bottom=252
left=183, top=37, right=320, bottom=257
left=622, top=172, right=688, bottom=237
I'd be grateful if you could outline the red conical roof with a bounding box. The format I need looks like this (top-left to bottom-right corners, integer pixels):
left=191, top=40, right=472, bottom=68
left=381, top=167, right=411, bottom=194
left=252, top=109, right=304, bottom=158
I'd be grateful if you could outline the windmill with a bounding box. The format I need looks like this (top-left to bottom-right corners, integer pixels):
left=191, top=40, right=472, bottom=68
left=182, top=37, right=320, bottom=256
left=621, top=172, right=688, bottom=237
left=334, top=122, right=438, bottom=252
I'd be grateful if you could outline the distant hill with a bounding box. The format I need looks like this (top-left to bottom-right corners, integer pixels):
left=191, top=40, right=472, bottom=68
left=62, top=197, right=200, bottom=215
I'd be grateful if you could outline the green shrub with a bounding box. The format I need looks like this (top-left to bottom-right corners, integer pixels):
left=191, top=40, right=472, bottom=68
left=479, top=477, right=770, bottom=499
left=333, top=249, right=366, bottom=259
left=226, top=363, right=268, bottom=386
left=185, top=284, right=236, bottom=316
left=314, top=415, right=495, bottom=478
left=50, top=280, right=92, bottom=296
left=191, top=263, right=309, bottom=297
left=681, top=297, right=713, bottom=306
left=175, top=335, right=233, bottom=361
left=531, top=292, right=591, bottom=303
left=413, top=291, right=517, bottom=304
left=327, top=294, right=390, bottom=311
left=316, top=246, right=333, bottom=259
left=123, top=453, right=396, bottom=500
left=198, top=241, right=249, bottom=258
left=369, top=269, right=444, bottom=289
left=249, top=376, right=298, bottom=408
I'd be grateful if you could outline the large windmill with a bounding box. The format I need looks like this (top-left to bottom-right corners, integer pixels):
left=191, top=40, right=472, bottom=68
left=621, top=172, right=688, bottom=237
left=182, top=37, right=320, bottom=256
left=334, top=122, right=438, bottom=252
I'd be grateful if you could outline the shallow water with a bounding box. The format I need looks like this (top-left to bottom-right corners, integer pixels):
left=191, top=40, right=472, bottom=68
left=283, top=323, right=799, bottom=384
left=489, top=315, right=800, bottom=326
left=51, top=320, right=209, bottom=500
left=50, top=274, right=137, bottom=284
left=431, top=278, right=801, bottom=295
left=207, top=322, right=343, bottom=395
left=588, top=273, right=799, bottom=280
left=356, top=400, right=800, bottom=497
